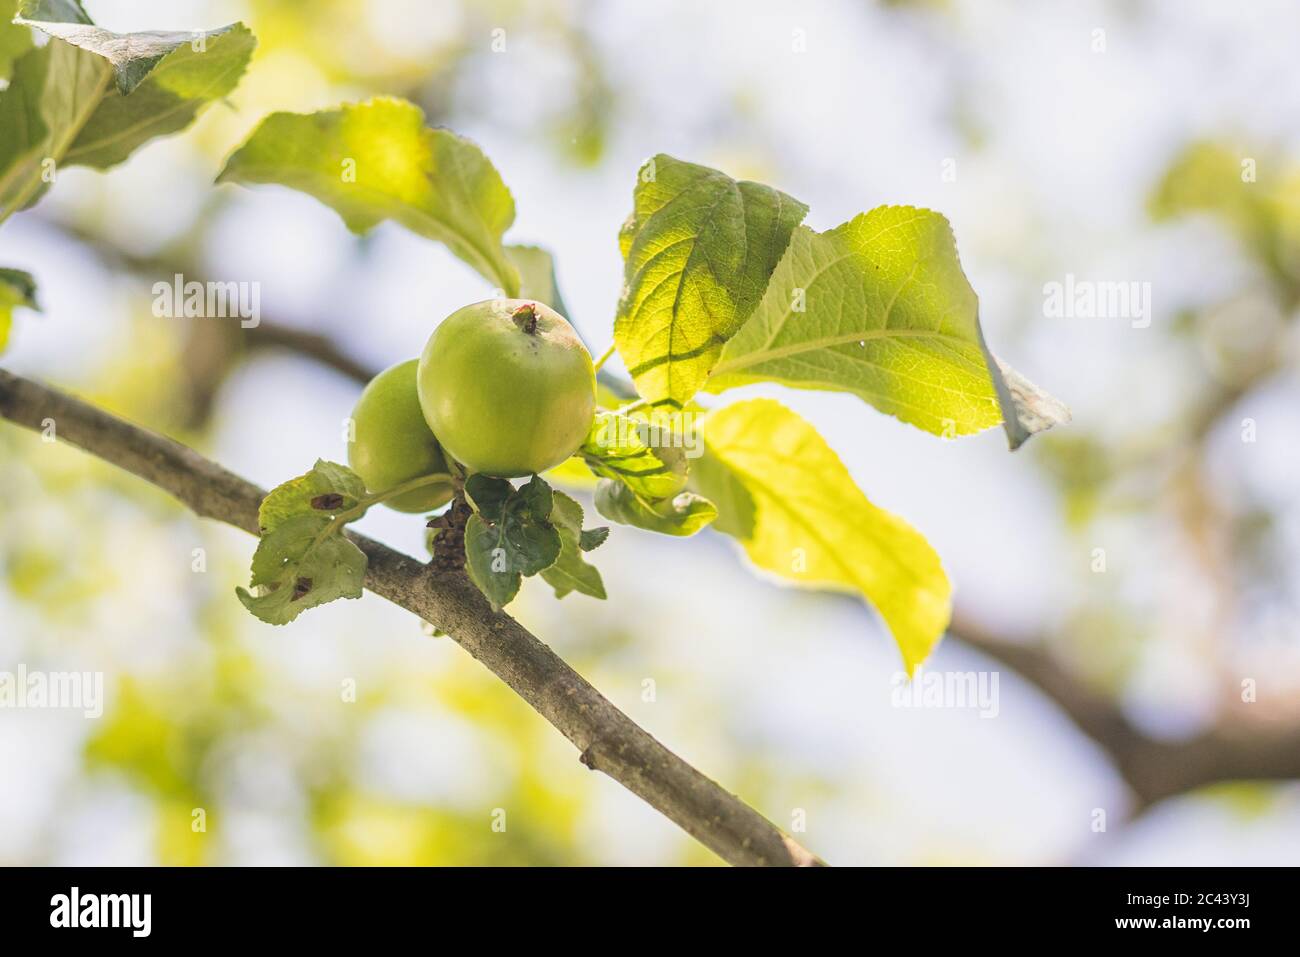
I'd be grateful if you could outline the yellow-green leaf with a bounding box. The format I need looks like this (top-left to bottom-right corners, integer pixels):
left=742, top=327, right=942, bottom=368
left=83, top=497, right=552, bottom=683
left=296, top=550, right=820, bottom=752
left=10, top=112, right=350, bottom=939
left=1149, top=141, right=1300, bottom=287
left=506, top=244, right=570, bottom=318
left=692, top=398, right=950, bottom=674
left=579, top=410, right=689, bottom=501
left=0, top=0, right=33, bottom=83
left=237, top=460, right=370, bottom=626
left=61, top=24, right=256, bottom=169
left=593, top=479, right=716, bottom=537
left=218, top=98, right=520, bottom=296
left=615, top=154, right=807, bottom=406
left=0, top=8, right=254, bottom=219
left=706, top=208, right=1067, bottom=449
left=0, top=266, right=39, bottom=352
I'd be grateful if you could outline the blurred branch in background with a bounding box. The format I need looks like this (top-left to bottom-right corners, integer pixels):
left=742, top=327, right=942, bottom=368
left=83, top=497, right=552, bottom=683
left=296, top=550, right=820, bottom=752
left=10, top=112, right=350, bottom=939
left=952, top=613, right=1300, bottom=810
left=32, top=203, right=1300, bottom=830
left=0, top=367, right=822, bottom=868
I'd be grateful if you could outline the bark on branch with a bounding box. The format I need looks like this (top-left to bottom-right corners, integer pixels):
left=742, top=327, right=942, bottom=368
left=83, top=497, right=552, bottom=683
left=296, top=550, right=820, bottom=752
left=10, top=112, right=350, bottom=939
left=0, top=368, right=823, bottom=867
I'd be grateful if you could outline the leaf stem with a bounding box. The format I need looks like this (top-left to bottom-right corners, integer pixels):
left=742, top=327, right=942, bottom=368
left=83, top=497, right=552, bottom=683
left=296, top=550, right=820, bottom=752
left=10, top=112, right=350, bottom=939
left=310, top=472, right=453, bottom=553
left=363, top=471, right=454, bottom=510
left=616, top=397, right=648, bottom=415
left=592, top=342, right=617, bottom=373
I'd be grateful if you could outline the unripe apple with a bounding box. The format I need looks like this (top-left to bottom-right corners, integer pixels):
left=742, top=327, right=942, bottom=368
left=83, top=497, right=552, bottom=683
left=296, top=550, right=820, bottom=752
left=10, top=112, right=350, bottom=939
left=417, top=299, right=595, bottom=477
left=347, top=359, right=454, bottom=512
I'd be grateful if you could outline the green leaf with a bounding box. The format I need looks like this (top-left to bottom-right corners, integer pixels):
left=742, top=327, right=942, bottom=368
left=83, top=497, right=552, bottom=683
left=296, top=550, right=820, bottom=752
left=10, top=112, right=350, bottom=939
left=594, top=478, right=716, bottom=537
left=540, top=491, right=607, bottom=600
left=464, top=473, right=514, bottom=523
left=464, top=515, right=521, bottom=611
left=237, top=534, right=366, bottom=626
left=579, top=410, right=690, bottom=500
left=0, top=0, right=34, bottom=83
left=580, top=406, right=715, bottom=537
left=15, top=1, right=88, bottom=26
left=579, top=526, right=609, bottom=551
left=691, top=398, right=950, bottom=674
left=218, top=98, right=520, bottom=296
left=463, top=475, right=563, bottom=611
left=17, top=0, right=223, bottom=95
left=236, top=460, right=369, bottom=626
left=58, top=25, right=256, bottom=170
left=256, top=458, right=365, bottom=532
left=615, top=154, right=808, bottom=406
left=506, top=244, right=570, bottom=318
left=1149, top=141, right=1294, bottom=285
left=705, top=208, right=1068, bottom=449
left=0, top=7, right=254, bottom=219
left=513, top=474, right=554, bottom=532
left=0, top=266, right=38, bottom=352
left=0, top=38, right=106, bottom=218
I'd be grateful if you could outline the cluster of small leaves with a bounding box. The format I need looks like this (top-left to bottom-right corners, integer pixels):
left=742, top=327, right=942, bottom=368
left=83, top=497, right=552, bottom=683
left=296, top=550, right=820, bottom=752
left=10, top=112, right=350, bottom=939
left=237, top=463, right=610, bottom=623
left=201, top=79, right=1071, bottom=669
left=579, top=411, right=715, bottom=537
left=462, top=474, right=606, bottom=611
left=0, top=0, right=255, bottom=351
left=236, top=461, right=369, bottom=625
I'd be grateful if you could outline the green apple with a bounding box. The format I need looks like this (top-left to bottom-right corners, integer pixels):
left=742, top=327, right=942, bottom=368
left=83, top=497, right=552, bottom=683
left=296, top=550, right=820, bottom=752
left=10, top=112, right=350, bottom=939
left=347, top=359, right=454, bottom=512
left=417, top=299, right=596, bottom=477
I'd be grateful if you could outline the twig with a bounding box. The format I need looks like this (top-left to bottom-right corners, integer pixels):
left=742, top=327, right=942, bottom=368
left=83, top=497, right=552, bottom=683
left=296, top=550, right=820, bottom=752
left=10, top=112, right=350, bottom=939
left=0, top=368, right=823, bottom=867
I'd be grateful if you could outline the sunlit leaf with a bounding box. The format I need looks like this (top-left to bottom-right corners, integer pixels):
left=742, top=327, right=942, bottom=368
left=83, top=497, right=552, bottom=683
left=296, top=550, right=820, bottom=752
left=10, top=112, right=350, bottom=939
left=692, top=398, right=950, bottom=674
left=219, top=97, right=520, bottom=295
left=507, top=244, right=570, bottom=318
left=579, top=410, right=689, bottom=501
left=593, top=478, right=716, bottom=537
left=0, top=6, right=254, bottom=219
left=615, top=154, right=807, bottom=406
left=0, top=0, right=33, bottom=83
left=705, top=208, right=1067, bottom=449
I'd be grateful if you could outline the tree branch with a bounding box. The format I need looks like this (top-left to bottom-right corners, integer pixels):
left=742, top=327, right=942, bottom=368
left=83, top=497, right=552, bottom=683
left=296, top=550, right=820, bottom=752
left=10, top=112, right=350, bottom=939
left=950, top=613, right=1300, bottom=810
left=35, top=213, right=1300, bottom=821
left=0, top=368, right=822, bottom=867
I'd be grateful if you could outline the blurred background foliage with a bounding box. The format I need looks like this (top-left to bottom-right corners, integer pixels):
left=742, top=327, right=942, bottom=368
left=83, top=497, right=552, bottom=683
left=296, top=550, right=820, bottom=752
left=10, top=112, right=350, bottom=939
left=2, top=0, right=1299, bottom=865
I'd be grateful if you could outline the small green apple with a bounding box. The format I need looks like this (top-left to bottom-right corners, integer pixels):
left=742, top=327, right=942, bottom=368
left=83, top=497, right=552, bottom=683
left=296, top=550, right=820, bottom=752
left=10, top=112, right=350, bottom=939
left=347, top=359, right=454, bottom=512
left=417, top=299, right=595, bottom=477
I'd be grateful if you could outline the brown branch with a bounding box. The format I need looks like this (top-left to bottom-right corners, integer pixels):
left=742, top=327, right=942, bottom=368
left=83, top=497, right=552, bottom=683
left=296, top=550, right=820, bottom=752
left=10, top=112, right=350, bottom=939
left=0, top=368, right=823, bottom=867
left=950, top=613, right=1300, bottom=810
left=39, top=213, right=1300, bottom=819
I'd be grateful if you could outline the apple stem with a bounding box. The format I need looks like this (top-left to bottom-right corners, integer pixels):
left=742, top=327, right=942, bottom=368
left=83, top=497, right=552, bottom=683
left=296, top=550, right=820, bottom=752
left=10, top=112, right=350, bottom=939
left=511, top=303, right=539, bottom=334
